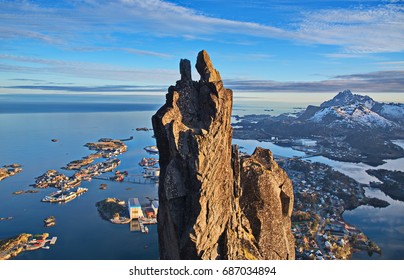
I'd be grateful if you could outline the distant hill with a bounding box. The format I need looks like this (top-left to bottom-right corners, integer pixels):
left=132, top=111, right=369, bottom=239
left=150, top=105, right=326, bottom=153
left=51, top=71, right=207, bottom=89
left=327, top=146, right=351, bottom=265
left=233, top=89, right=404, bottom=166
left=298, top=89, right=400, bottom=131
left=320, top=89, right=376, bottom=109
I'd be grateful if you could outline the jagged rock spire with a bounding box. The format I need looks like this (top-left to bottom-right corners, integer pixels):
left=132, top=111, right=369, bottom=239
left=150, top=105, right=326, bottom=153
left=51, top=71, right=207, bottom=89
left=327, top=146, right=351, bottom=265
left=152, top=50, right=294, bottom=260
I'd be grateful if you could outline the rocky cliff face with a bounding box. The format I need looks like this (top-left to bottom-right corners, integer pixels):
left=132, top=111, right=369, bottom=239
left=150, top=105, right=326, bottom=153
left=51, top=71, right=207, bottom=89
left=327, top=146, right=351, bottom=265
left=152, top=50, right=294, bottom=260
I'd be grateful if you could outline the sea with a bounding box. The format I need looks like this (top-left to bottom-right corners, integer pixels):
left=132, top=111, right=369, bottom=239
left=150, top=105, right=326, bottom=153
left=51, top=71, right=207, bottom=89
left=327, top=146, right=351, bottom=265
left=0, top=93, right=403, bottom=260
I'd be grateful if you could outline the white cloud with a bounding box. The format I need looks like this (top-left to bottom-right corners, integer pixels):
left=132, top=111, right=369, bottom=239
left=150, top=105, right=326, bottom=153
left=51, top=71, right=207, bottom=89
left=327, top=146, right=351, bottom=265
left=376, top=60, right=404, bottom=70
left=0, top=54, right=177, bottom=83
left=296, top=4, right=404, bottom=53
left=0, top=1, right=403, bottom=55
left=226, top=70, right=404, bottom=93
left=0, top=0, right=286, bottom=46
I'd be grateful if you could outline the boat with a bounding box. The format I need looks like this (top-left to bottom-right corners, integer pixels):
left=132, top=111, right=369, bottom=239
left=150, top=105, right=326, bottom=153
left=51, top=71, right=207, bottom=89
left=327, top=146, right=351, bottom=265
left=144, top=145, right=159, bottom=154
left=139, top=157, right=159, bottom=167
left=144, top=226, right=149, bottom=234
left=42, top=246, right=50, bottom=250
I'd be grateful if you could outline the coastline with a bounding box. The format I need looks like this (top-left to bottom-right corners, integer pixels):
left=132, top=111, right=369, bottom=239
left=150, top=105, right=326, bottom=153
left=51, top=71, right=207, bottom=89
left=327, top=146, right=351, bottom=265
left=234, top=137, right=403, bottom=259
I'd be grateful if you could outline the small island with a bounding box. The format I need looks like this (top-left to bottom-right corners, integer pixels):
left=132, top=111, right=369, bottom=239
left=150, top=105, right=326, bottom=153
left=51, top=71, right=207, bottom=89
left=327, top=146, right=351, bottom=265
left=96, top=198, right=131, bottom=224
left=367, top=169, right=404, bottom=202
left=32, top=137, right=126, bottom=204
left=96, top=197, right=158, bottom=233
left=0, top=233, right=57, bottom=260
left=12, top=189, right=40, bottom=195
left=44, top=216, right=56, bottom=227
left=85, top=138, right=127, bottom=158
left=0, top=164, right=22, bottom=181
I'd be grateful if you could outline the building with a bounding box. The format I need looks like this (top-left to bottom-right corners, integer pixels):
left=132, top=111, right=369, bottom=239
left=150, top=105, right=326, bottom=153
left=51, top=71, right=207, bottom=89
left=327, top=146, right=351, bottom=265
left=143, top=167, right=160, bottom=178
left=128, top=198, right=144, bottom=219
left=144, top=209, right=155, bottom=219
left=151, top=200, right=159, bottom=216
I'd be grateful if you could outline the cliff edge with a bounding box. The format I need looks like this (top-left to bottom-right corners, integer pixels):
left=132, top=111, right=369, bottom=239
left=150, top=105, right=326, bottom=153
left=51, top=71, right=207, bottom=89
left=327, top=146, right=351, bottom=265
left=152, top=50, right=294, bottom=260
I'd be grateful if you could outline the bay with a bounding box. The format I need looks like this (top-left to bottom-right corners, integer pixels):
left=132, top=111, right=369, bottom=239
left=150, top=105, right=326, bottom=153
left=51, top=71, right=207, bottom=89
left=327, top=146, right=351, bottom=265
left=0, top=109, right=160, bottom=260
left=1, top=93, right=403, bottom=260
left=233, top=138, right=404, bottom=259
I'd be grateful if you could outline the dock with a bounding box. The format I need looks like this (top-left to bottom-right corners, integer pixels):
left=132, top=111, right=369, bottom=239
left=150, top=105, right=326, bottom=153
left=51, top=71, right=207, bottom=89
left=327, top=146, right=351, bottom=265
left=93, top=175, right=157, bottom=184
left=25, top=235, right=58, bottom=251
left=50, top=237, right=58, bottom=245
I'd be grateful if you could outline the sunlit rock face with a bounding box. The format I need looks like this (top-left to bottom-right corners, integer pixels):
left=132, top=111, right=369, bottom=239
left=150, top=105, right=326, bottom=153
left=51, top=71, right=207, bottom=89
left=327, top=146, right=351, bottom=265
left=152, top=50, right=294, bottom=260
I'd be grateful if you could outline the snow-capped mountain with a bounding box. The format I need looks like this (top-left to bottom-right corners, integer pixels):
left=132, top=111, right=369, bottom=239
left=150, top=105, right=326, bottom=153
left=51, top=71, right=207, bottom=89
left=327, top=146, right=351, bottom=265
left=299, top=89, right=402, bottom=130
left=308, top=104, right=395, bottom=129
left=320, top=89, right=376, bottom=109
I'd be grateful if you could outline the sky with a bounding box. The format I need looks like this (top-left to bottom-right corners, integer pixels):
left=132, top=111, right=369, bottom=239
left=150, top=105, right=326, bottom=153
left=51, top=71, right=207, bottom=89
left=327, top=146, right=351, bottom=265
left=0, top=0, right=403, bottom=102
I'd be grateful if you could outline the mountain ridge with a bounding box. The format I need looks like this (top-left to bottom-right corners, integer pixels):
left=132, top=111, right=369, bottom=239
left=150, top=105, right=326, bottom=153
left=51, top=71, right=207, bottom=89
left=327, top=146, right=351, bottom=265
left=233, top=89, right=404, bottom=166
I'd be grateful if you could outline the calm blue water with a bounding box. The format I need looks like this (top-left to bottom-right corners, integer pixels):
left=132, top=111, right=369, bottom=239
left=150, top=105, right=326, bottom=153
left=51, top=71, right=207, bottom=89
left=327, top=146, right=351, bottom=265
left=0, top=96, right=162, bottom=260
left=1, top=94, right=403, bottom=259
left=234, top=138, right=404, bottom=260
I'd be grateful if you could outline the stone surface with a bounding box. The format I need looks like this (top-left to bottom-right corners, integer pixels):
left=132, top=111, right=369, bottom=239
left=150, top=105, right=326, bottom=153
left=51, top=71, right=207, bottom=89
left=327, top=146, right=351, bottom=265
left=152, top=50, right=294, bottom=260
left=240, top=147, right=295, bottom=259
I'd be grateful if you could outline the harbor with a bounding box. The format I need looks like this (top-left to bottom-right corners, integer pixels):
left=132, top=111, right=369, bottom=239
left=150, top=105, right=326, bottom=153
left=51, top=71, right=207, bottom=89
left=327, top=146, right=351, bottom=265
left=0, top=106, right=162, bottom=260
left=93, top=166, right=160, bottom=184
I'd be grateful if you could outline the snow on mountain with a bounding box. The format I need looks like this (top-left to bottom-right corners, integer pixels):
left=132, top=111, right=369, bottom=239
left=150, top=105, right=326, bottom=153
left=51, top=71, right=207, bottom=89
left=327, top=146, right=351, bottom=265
left=374, top=103, right=404, bottom=122
left=308, top=104, right=395, bottom=129
left=321, top=89, right=375, bottom=109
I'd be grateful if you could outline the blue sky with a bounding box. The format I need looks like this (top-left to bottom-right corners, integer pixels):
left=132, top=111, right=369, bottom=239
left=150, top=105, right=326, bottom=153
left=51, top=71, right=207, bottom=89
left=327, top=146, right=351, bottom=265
left=0, top=0, right=403, bottom=102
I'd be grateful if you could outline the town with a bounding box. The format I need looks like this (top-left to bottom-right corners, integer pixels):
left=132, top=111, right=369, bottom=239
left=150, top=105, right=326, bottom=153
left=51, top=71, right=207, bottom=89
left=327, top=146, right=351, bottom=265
left=34, top=138, right=127, bottom=203
left=278, top=158, right=383, bottom=259
left=0, top=136, right=160, bottom=260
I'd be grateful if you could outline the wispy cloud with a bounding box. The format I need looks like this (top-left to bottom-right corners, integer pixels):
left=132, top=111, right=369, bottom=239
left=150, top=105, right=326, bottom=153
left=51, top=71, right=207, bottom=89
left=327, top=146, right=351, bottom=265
left=2, top=68, right=403, bottom=94
left=70, top=46, right=172, bottom=58
left=1, top=85, right=166, bottom=93
left=0, top=54, right=177, bottom=83
left=1, top=0, right=402, bottom=54
left=376, top=60, right=404, bottom=70
left=226, top=70, right=404, bottom=93
left=296, top=4, right=404, bottom=53
left=0, top=0, right=285, bottom=45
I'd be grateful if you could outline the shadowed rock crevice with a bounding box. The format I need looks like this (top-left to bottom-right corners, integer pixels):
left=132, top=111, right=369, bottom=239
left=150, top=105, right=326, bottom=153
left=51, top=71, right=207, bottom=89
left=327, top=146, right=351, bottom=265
left=152, top=50, right=294, bottom=260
